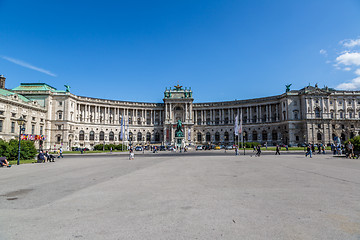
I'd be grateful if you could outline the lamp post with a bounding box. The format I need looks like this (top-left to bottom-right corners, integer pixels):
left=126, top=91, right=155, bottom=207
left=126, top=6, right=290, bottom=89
left=16, top=116, right=25, bottom=165
left=243, top=132, right=246, bottom=155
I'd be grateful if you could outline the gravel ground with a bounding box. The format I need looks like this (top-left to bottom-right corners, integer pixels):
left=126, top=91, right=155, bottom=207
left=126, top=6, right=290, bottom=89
left=0, top=152, right=359, bottom=240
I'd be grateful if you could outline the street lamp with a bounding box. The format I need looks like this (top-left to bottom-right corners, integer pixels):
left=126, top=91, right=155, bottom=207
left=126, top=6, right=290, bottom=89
left=243, top=132, right=246, bottom=155
left=16, top=116, right=25, bottom=165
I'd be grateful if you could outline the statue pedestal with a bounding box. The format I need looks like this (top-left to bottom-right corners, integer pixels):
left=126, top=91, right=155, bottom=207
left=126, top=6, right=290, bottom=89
left=175, top=137, right=184, bottom=148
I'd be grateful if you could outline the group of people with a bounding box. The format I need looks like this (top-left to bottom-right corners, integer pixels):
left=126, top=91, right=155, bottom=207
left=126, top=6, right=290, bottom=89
left=305, top=143, right=326, bottom=158
left=37, top=148, right=63, bottom=163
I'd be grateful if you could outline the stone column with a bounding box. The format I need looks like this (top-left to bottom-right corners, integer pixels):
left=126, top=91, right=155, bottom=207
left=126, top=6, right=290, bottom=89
left=276, top=104, right=279, bottom=121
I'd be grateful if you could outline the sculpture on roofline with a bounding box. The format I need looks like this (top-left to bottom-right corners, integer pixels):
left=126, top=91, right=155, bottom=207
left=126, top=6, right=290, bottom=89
left=64, top=85, right=71, bottom=92
left=285, top=84, right=292, bottom=92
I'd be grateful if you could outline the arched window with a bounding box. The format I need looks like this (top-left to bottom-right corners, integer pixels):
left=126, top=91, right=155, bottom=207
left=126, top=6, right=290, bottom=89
left=129, top=132, right=133, bottom=141
left=272, top=130, right=278, bottom=141
left=109, top=131, right=114, bottom=141
left=315, top=108, right=320, bottom=118
left=317, top=132, right=322, bottom=141
left=262, top=130, right=267, bottom=141
left=99, top=131, right=104, bottom=141
left=224, top=132, right=229, bottom=142
left=206, top=132, right=211, bottom=142
left=56, top=134, right=62, bottom=143
left=79, top=130, right=84, bottom=141
left=57, top=111, right=63, bottom=120
left=89, top=131, right=95, bottom=141
left=154, top=132, right=160, bottom=142
left=215, top=132, right=220, bottom=142
left=137, top=132, right=142, bottom=142
left=197, top=132, right=202, bottom=142
left=293, top=111, right=299, bottom=120
left=340, top=111, right=344, bottom=118
left=146, top=132, right=151, bottom=142
left=252, top=131, right=258, bottom=141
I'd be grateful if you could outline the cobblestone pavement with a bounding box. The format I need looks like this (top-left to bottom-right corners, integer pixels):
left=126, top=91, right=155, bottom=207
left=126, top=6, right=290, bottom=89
left=0, top=153, right=359, bottom=240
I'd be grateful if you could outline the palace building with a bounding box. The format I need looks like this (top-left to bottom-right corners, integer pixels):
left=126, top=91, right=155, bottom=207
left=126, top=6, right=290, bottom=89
left=0, top=74, right=360, bottom=150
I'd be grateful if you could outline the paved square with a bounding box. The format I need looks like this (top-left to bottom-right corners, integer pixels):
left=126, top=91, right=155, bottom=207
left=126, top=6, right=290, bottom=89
left=1, top=152, right=360, bottom=240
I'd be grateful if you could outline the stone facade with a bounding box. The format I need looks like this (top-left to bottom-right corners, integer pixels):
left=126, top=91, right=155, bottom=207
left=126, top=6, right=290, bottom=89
left=0, top=75, right=359, bottom=150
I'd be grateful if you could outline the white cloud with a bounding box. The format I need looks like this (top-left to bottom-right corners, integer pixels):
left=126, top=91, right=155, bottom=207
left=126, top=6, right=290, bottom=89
left=335, top=52, right=360, bottom=66
left=1, top=56, right=57, bottom=77
left=336, top=77, right=360, bottom=90
left=344, top=67, right=351, bottom=71
left=319, top=49, right=327, bottom=55
left=342, top=38, right=360, bottom=48
left=355, top=69, right=360, bottom=75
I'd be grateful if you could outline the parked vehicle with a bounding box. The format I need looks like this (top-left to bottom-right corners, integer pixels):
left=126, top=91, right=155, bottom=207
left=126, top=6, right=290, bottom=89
left=214, top=146, right=221, bottom=150
left=159, top=145, right=166, bottom=151
left=225, top=145, right=233, bottom=150
left=196, top=146, right=203, bottom=150
left=135, top=146, right=143, bottom=151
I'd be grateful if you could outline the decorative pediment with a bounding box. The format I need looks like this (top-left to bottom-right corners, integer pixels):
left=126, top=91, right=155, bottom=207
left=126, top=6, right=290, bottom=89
left=298, top=86, right=332, bottom=96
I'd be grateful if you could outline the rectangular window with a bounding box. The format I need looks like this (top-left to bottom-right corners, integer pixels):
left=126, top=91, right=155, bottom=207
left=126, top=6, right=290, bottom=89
left=58, top=125, right=62, bottom=130
left=11, top=122, right=15, bottom=133
left=330, top=112, right=334, bottom=118
left=340, top=112, right=343, bottom=118
left=11, top=113, right=16, bottom=117
left=32, top=117, right=36, bottom=121
left=332, top=125, right=335, bottom=129
left=0, top=120, right=3, bottom=132
left=40, top=126, right=43, bottom=135
left=0, top=111, right=4, bottom=115
left=59, top=101, right=63, bottom=106
left=31, top=125, right=35, bottom=134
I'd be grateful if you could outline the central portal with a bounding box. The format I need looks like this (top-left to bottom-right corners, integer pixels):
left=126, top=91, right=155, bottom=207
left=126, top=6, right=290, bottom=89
left=163, top=84, right=194, bottom=146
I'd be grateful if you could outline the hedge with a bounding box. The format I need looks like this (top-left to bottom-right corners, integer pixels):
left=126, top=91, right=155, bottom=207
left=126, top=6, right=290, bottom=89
left=0, top=139, right=37, bottom=161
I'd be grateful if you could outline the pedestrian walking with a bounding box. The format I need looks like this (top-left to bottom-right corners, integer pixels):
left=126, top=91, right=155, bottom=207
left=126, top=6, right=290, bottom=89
left=129, top=147, right=134, bottom=160
left=305, top=143, right=312, bottom=158
left=275, top=145, right=280, bottom=155
left=59, top=147, right=63, bottom=158
left=255, top=145, right=261, bottom=157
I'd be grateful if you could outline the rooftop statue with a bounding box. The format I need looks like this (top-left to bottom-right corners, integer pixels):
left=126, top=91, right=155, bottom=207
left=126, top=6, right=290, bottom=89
left=64, top=85, right=71, bottom=92
left=285, top=84, right=292, bottom=92
left=174, top=84, right=183, bottom=90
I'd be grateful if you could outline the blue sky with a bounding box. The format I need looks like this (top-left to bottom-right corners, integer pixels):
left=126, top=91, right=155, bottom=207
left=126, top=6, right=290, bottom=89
left=1, top=0, right=360, bottom=102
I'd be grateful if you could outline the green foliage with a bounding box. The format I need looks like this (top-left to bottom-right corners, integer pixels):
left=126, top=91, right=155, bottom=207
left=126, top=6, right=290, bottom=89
left=346, top=135, right=360, bottom=151
left=0, top=139, right=37, bottom=161
left=244, top=142, right=261, bottom=148
left=93, top=143, right=127, bottom=151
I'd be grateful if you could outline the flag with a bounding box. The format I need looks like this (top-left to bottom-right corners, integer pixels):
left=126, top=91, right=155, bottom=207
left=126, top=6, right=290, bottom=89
left=188, top=128, right=191, bottom=141
left=239, top=112, right=242, bottom=135
left=125, top=118, right=129, bottom=141
left=234, top=114, right=239, bottom=136
left=120, top=115, right=124, bottom=140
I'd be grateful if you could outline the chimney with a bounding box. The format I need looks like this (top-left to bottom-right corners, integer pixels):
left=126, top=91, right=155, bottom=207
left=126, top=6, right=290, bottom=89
left=0, top=75, right=5, bottom=89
